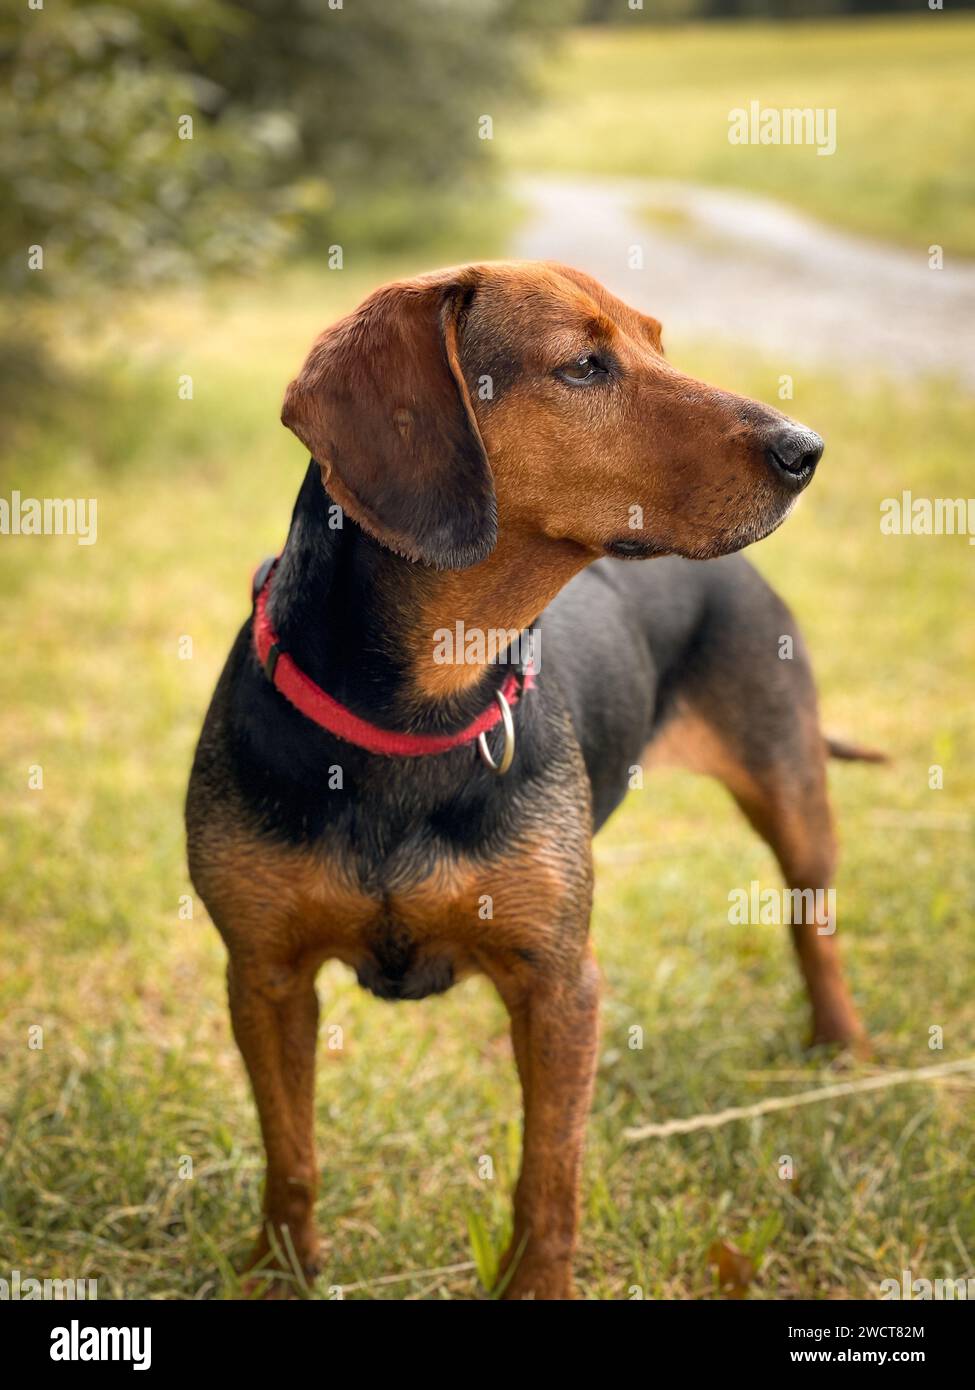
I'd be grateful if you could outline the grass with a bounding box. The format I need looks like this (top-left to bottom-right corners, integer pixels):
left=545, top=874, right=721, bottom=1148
left=499, top=15, right=975, bottom=253
left=1, top=253, right=973, bottom=1299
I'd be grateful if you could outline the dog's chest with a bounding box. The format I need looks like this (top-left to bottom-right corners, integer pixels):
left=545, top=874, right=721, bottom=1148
left=191, top=739, right=591, bottom=1002
left=197, top=812, right=579, bottom=1002
left=327, top=844, right=496, bottom=957
left=295, top=841, right=534, bottom=995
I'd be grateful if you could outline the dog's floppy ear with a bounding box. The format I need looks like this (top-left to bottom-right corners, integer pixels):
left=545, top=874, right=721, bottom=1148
left=281, top=269, right=496, bottom=570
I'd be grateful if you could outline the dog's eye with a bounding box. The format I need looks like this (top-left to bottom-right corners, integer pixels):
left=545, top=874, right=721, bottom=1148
left=556, top=354, right=608, bottom=386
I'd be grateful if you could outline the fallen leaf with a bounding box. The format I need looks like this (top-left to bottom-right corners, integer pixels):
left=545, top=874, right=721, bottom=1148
left=708, top=1239, right=756, bottom=1299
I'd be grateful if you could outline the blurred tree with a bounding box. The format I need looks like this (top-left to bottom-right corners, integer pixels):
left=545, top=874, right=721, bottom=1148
left=1, top=0, right=577, bottom=298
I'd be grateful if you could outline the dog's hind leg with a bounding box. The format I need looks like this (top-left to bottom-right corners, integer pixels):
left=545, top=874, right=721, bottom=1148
left=727, top=757, right=868, bottom=1053
left=648, top=577, right=869, bottom=1053
left=655, top=696, right=867, bottom=1052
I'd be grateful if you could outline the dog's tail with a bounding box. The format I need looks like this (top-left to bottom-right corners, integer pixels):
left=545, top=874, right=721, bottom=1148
left=825, top=736, right=888, bottom=764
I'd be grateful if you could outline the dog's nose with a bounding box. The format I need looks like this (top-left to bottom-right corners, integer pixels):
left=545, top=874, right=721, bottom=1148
left=764, top=425, right=824, bottom=491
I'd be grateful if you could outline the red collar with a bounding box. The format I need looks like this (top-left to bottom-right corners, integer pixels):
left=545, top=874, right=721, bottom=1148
left=251, top=559, right=534, bottom=759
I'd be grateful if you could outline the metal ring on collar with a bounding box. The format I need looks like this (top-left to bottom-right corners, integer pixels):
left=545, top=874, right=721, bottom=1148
left=477, top=689, right=515, bottom=775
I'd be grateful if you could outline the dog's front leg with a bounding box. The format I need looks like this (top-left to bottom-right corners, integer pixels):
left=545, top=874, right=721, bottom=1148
left=493, top=947, right=600, bottom=1300
left=227, top=954, right=321, bottom=1290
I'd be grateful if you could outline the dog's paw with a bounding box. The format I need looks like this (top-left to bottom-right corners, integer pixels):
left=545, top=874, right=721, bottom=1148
left=239, top=1226, right=321, bottom=1299
left=495, top=1239, right=574, bottom=1301
left=808, top=1026, right=873, bottom=1064
left=497, top=1263, right=574, bottom=1301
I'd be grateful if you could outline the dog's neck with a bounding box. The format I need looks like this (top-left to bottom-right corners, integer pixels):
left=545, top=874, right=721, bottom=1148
left=266, top=462, right=588, bottom=730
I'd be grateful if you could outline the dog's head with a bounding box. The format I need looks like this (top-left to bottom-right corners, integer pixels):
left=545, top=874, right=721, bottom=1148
left=282, top=261, right=823, bottom=570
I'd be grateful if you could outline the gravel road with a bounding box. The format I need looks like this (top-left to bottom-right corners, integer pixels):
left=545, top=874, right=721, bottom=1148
left=511, top=174, right=975, bottom=388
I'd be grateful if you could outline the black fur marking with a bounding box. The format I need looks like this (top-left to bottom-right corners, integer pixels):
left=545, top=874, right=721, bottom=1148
left=356, top=916, right=455, bottom=1001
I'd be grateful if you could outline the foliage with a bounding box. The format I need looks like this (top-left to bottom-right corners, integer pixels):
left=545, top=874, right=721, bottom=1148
left=1, top=0, right=576, bottom=296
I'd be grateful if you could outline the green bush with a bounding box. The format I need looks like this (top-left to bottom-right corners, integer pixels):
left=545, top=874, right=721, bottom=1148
left=1, top=0, right=576, bottom=297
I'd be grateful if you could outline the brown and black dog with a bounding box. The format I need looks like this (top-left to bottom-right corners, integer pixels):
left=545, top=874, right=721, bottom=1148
left=186, top=261, right=873, bottom=1300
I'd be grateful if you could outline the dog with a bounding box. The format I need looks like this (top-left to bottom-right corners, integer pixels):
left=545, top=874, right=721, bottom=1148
left=185, top=261, right=875, bottom=1300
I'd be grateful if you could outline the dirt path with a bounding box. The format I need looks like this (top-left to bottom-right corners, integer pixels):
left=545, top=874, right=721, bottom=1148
left=511, top=174, right=975, bottom=388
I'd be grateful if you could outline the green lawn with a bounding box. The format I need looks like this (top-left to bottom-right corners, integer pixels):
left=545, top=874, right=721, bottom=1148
left=499, top=15, right=975, bottom=254
left=1, top=257, right=973, bottom=1298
